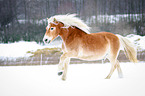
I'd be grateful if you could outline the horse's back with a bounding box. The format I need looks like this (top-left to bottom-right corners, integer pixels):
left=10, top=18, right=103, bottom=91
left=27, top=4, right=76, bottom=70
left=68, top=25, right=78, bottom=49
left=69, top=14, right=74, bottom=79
left=90, top=32, right=118, bottom=39
left=90, top=32, right=119, bottom=44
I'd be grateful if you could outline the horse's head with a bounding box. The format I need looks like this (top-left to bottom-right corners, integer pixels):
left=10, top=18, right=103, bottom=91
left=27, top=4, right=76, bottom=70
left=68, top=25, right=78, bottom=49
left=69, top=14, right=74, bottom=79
left=43, top=18, right=63, bottom=44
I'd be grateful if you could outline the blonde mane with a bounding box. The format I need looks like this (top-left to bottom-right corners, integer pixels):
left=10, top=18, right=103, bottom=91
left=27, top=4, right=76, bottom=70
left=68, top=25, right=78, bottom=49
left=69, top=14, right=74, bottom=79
left=47, top=14, right=90, bottom=34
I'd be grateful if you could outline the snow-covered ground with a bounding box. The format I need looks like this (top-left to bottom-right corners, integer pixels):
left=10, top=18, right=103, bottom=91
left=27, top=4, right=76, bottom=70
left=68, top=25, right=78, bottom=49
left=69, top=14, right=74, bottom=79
left=126, top=34, right=145, bottom=51
left=0, top=62, right=145, bottom=96
left=0, top=34, right=144, bottom=59
left=0, top=40, right=62, bottom=59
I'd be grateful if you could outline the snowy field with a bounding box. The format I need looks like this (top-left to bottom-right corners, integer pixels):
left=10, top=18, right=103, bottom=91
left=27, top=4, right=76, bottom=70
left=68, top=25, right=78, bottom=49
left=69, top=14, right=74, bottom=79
left=0, top=40, right=62, bottom=59
left=0, top=62, right=145, bottom=96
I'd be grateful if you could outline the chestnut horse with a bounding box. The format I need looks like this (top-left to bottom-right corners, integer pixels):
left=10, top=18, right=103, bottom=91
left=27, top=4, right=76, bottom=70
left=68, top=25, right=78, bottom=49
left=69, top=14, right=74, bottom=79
left=43, top=14, right=137, bottom=80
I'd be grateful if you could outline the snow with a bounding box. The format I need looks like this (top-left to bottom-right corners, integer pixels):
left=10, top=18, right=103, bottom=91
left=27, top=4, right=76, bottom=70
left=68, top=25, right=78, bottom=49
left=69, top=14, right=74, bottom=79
left=0, top=41, right=43, bottom=58
left=0, top=62, right=145, bottom=96
left=86, top=14, right=142, bottom=24
left=126, top=34, right=145, bottom=51
left=18, top=19, right=47, bottom=24
left=0, top=40, right=62, bottom=59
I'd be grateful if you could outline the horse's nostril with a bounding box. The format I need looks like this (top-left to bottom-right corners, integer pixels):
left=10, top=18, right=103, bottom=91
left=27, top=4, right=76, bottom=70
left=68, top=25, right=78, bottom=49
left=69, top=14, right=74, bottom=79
left=45, top=39, right=48, bottom=42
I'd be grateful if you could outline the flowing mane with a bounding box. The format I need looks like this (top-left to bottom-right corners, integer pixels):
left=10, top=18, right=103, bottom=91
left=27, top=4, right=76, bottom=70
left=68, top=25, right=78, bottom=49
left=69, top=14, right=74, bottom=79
left=47, top=14, right=90, bottom=34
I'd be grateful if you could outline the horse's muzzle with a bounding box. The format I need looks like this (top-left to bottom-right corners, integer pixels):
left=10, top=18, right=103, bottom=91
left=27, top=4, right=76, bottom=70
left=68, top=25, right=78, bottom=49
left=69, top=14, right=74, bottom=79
left=43, top=39, right=51, bottom=44
left=43, top=35, right=52, bottom=44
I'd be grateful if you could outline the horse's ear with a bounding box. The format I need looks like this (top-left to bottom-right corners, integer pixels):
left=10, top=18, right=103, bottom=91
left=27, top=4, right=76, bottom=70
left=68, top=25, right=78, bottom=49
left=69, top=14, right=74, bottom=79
left=53, top=18, right=56, bottom=22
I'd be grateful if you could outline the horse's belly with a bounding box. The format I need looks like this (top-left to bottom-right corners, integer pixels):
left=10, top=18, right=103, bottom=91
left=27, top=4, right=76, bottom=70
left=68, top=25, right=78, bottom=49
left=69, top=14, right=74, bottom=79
left=76, top=44, right=109, bottom=61
left=77, top=52, right=107, bottom=61
left=78, top=55, right=105, bottom=61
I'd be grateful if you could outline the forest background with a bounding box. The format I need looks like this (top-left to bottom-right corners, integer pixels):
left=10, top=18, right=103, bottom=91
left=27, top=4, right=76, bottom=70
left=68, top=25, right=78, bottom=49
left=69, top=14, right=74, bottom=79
left=0, top=0, right=145, bottom=43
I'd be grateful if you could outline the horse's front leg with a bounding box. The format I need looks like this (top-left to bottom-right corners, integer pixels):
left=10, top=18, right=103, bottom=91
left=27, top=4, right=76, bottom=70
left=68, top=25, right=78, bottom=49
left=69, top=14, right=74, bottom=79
left=58, top=53, right=71, bottom=80
left=61, top=58, right=70, bottom=80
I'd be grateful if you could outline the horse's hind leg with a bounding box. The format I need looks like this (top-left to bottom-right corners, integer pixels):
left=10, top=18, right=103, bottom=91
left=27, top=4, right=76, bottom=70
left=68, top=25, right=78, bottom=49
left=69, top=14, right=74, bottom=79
left=105, top=59, right=117, bottom=79
left=105, top=35, right=121, bottom=79
left=116, top=60, right=123, bottom=78
left=105, top=52, right=119, bottom=79
left=105, top=58, right=123, bottom=79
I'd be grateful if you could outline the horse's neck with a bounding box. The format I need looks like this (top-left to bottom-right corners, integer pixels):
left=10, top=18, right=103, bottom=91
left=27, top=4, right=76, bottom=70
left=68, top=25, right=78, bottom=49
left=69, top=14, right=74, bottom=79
left=59, top=27, right=86, bottom=43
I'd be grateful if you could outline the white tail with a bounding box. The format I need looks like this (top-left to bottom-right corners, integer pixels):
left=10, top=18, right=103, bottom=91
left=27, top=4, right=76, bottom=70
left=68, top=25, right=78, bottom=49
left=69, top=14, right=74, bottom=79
left=117, top=35, right=138, bottom=63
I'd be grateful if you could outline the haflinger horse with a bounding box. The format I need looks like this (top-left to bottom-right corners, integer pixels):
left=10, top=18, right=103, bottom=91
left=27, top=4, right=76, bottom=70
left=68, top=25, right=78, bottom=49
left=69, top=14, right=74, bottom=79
left=43, top=14, right=138, bottom=81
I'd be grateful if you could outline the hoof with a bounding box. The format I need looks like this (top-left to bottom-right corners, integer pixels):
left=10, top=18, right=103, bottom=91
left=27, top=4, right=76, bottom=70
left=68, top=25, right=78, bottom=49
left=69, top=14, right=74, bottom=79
left=62, top=78, right=66, bottom=81
left=118, top=73, right=123, bottom=78
left=119, top=75, right=123, bottom=78
left=58, top=71, right=63, bottom=76
left=105, top=76, right=110, bottom=79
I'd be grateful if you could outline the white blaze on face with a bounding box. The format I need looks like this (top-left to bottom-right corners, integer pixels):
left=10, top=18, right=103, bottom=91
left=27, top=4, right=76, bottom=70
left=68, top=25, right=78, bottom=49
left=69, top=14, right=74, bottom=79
left=47, top=24, right=50, bottom=30
left=43, top=24, right=52, bottom=44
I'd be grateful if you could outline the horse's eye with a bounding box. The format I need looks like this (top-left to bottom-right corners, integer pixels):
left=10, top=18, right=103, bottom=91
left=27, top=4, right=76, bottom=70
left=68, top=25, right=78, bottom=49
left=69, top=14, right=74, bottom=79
left=50, top=27, right=54, bottom=30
